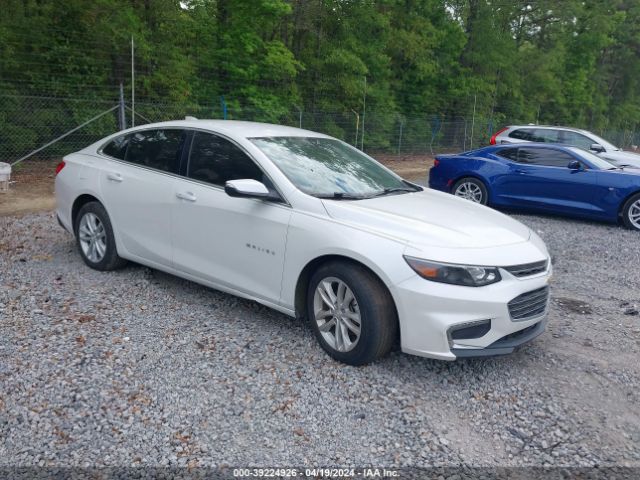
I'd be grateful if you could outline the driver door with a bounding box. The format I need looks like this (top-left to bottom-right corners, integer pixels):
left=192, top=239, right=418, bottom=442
left=171, top=131, right=292, bottom=304
left=497, top=147, right=598, bottom=215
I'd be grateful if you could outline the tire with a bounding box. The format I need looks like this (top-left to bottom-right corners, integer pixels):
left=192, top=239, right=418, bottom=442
left=452, top=177, right=488, bottom=205
left=306, top=261, right=398, bottom=366
left=74, top=201, right=127, bottom=271
left=621, top=193, right=640, bottom=231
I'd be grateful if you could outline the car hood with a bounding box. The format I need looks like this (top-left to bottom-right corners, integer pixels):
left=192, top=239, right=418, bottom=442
left=322, top=189, right=531, bottom=249
left=603, top=150, right=640, bottom=168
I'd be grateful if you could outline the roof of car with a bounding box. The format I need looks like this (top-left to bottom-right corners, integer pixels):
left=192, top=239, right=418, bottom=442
left=125, top=119, right=331, bottom=139
left=493, top=142, right=568, bottom=148
left=491, top=143, right=587, bottom=153
left=505, top=125, right=592, bottom=135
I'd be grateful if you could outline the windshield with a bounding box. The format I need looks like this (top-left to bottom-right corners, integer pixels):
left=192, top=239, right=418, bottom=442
left=250, top=136, right=413, bottom=198
left=568, top=147, right=618, bottom=170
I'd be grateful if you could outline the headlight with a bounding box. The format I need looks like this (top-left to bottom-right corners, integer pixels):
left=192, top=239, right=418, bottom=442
left=404, top=256, right=501, bottom=287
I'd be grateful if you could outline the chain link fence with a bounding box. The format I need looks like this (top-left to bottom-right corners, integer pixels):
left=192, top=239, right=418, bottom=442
left=2, top=94, right=639, bottom=165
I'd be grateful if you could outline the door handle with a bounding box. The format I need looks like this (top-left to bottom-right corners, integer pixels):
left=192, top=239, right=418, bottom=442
left=514, top=169, right=529, bottom=174
left=107, top=172, right=123, bottom=182
left=176, top=191, right=197, bottom=202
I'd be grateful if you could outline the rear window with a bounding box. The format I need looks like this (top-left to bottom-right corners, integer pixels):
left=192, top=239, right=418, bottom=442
left=102, top=134, right=129, bottom=160
left=509, top=128, right=559, bottom=143
left=508, top=129, right=535, bottom=141
left=497, top=148, right=519, bottom=161
left=124, top=129, right=185, bottom=174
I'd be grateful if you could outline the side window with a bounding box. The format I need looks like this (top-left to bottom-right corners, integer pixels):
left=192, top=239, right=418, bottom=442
left=508, top=129, right=535, bottom=141
left=498, top=148, right=519, bottom=161
left=102, top=134, right=130, bottom=160
left=558, top=131, right=593, bottom=150
left=187, top=132, right=265, bottom=187
left=532, top=129, right=559, bottom=143
left=125, top=129, right=184, bottom=174
left=518, top=148, right=575, bottom=167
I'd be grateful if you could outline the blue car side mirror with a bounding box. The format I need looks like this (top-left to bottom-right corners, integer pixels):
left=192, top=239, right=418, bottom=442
left=568, top=160, right=582, bottom=170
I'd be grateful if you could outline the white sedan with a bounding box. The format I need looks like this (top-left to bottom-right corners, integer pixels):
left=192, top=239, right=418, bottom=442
left=55, top=119, right=552, bottom=365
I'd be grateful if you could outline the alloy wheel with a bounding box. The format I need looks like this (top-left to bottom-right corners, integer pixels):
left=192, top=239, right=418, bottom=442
left=313, top=277, right=362, bottom=353
left=78, top=212, right=107, bottom=263
left=629, top=199, right=640, bottom=230
left=454, top=182, right=483, bottom=203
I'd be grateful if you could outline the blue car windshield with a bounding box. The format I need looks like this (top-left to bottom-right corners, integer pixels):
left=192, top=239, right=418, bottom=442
left=568, top=147, right=617, bottom=170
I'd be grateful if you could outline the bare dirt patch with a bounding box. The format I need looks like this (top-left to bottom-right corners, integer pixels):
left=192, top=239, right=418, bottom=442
left=554, top=297, right=594, bottom=315
left=0, top=159, right=58, bottom=217
left=373, top=153, right=435, bottom=183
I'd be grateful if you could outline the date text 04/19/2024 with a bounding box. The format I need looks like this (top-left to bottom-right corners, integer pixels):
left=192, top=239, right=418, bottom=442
left=232, top=468, right=400, bottom=478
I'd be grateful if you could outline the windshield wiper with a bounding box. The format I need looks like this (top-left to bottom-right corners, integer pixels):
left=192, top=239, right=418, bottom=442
left=315, top=192, right=369, bottom=200
left=370, top=187, right=419, bottom=197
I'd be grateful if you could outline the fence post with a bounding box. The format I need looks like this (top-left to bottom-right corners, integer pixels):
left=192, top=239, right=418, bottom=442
left=351, top=109, right=360, bottom=147
left=295, top=105, right=303, bottom=128
left=118, top=83, right=127, bottom=130
left=361, top=76, right=367, bottom=151
left=470, top=93, right=477, bottom=149
left=220, top=96, right=227, bottom=120
left=429, top=116, right=441, bottom=155
left=131, top=36, right=135, bottom=127
left=463, top=117, right=468, bottom=151
left=397, top=118, right=403, bottom=155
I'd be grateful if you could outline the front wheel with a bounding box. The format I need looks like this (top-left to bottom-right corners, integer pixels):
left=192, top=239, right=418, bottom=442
left=452, top=177, right=488, bottom=205
left=622, top=193, right=640, bottom=231
left=307, top=261, right=398, bottom=365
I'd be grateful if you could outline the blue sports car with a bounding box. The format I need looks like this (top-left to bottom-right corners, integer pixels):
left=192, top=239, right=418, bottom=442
left=429, top=143, right=640, bottom=230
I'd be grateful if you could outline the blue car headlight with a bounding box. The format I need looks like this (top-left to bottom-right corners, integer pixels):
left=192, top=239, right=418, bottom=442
left=404, top=256, right=501, bottom=287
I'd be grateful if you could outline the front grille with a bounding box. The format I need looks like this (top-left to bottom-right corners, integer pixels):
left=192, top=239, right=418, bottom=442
left=508, top=286, right=549, bottom=321
left=504, top=260, right=548, bottom=278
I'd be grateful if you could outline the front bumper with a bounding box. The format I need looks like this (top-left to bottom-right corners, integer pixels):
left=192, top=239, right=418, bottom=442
left=451, top=318, right=546, bottom=358
left=394, top=264, right=551, bottom=361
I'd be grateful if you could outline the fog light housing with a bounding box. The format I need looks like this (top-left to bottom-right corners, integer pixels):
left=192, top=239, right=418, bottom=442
left=447, top=319, right=491, bottom=347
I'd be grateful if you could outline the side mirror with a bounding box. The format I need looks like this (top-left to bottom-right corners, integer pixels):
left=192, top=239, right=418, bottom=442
left=224, top=179, right=280, bottom=201
left=590, top=143, right=605, bottom=153
left=567, top=160, right=582, bottom=170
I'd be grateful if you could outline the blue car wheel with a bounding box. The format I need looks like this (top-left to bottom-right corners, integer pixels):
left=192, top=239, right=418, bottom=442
left=452, top=177, right=488, bottom=206
left=622, top=193, right=640, bottom=231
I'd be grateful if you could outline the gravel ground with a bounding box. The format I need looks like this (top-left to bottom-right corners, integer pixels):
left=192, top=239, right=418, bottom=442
left=0, top=211, right=639, bottom=469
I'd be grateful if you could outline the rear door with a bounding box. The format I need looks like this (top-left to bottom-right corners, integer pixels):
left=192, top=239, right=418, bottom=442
left=99, top=129, right=185, bottom=267
left=496, top=147, right=599, bottom=214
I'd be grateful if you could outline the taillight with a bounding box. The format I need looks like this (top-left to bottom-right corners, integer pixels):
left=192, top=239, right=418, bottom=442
left=433, top=159, right=440, bottom=167
left=490, top=127, right=509, bottom=145
left=55, top=160, right=66, bottom=176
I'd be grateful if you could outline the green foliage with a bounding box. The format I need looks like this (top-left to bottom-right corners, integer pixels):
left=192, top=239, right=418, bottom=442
left=2, top=0, right=640, bottom=156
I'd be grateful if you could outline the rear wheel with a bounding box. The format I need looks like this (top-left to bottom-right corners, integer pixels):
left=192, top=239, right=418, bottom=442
left=307, top=261, right=397, bottom=365
left=74, top=201, right=127, bottom=271
left=622, top=193, right=640, bottom=231
left=452, top=177, right=488, bottom=205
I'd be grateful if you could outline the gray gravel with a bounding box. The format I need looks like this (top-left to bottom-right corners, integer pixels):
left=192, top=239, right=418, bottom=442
left=0, top=211, right=639, bottom=468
